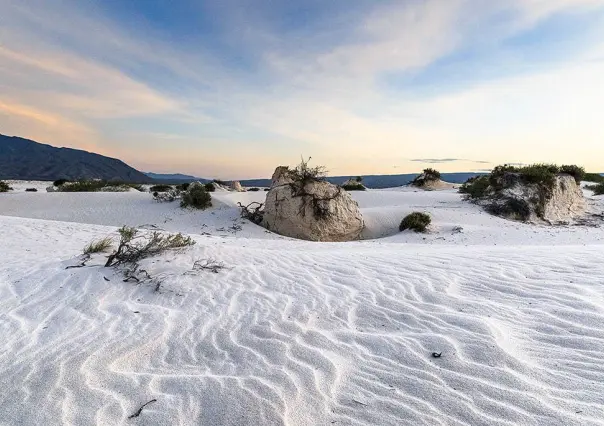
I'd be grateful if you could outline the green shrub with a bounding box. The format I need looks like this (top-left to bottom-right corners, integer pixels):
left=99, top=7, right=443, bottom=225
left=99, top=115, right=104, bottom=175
left=57, top=180, right=107, bottom=192
left=399, top=212, right=431, bottom=233
left=176, top=183, right=190, bottom=191
left=264, top=188, right=270, bottom=191
left=181, top=184, right=212, bottom=209
left=0, top=181, right=12, bottom=192
left=149, top=184, right=173, bottom=193
left=204, top=183, right=216, bottom=192
left=459, top=175, right=490, bottom=199
left=584, top=173, right=604, bottom=183
left=587, top=182, right=604, bottom=195
left=342, top=184, right=366, bottom=191
left=355, top=176, right=363, bottom=182
left=53, top=179, right=69, bottom=187
left=25, top=188, right=38, bottom=192
left=247, top=187, right=260, bottom=192
left=560, top=165, right=585, bottom=184
left=83, top=237, right=113, bottom=254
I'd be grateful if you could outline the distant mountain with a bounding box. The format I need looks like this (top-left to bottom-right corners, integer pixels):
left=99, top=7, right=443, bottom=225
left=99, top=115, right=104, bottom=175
left=0, top=134, right=151, bottom=182
left=145, top=172, right=210, bottom=183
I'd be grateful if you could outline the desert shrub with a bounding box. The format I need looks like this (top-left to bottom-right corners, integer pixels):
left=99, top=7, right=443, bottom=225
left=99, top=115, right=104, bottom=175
left=587, top=182, right=604, bottom=195
left=180, top=184, right=212, bottom=209
left=25, top=188, right=38, bottom=192
left=560, top=165, right=585, bottom=184
left=486, top=198, right=531, bottom=221
left=105, top=226, right=194, bottom=267
left=204, top=183, right=216, bottom=192
left=459, top=175, right=490, bottom=199
left=247, top=187, right=260, bottom=192
left=289, top=157, right=327, bottom=185
left=59, top=180, right=108, bottom=192
left=342, top=183, right=366, bottom=191
left=264, top=188, right=270, bottom=191
left=153, top=189, right=181, bottom=202
left=149, top=184, right=173, bottom=193
left=490, top=164, right=560, bottom=190
left=355, top=176, right=363, bottom=182
left=53, top=179, right=69, bottom=187
left=83, top=237, right=113, bottom=254
left=176, top=183, right=190, bottom=191
left=584, top=173, right=604, bottom=183
left=0, top=181, right=12, bottom=192
left=399, top=212, right=431, bottom=233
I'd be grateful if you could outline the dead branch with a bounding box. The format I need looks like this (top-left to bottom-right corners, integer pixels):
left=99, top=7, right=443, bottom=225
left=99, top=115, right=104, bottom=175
left=65, top=254, right=91, bottom=269
left=237, top=202, right=264, bottom=224
left=191, top=258, right=227, bottom=274
left=127, top=399, right=157, bottom=419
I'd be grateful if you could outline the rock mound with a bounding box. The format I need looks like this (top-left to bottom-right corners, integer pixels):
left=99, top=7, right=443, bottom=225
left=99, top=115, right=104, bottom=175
left=263, top=167, right=364, bottom=241
left=230, top=181, right=244, bottom=192
left=410, top=169, right=455, bottom=190
left=462, top=167, right=586, bottom=223
left=341, top=178, right=366, bottom=191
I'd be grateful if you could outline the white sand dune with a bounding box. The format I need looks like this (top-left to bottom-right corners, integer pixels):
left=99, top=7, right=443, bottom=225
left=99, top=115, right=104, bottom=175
left=1, top=186, right=604, bottom=425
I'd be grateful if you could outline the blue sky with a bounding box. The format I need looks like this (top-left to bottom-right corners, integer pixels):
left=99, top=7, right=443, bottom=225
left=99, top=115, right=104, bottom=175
left=1, top=0, right=603, bottom=178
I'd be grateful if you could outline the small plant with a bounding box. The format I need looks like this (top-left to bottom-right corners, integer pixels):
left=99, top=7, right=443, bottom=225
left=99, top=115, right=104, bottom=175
left=83, top=237, right=113, bottom=254
left=459, top=175, right=490, bottom=199
left=247, top=187, right=260, bottom=192
left=0, top=181, right=13, bottom=192
left=204, top=183, right=216, bottom=192
left=399, top=212, right=431, bottom=233
left=53, top=179, right=69, bottom=187
left=149, top=184, right=173, bottom=193
left=25, top=188, right=38, bottom=192
left=180, top=184, right=212, bottom=209
left=153, top=189, right=181, bottom=202
left=355, top=176, right=363, bottom=182
left=105, top=226, right=195, bottom=267
left=289, top=157, right=327, bottom=186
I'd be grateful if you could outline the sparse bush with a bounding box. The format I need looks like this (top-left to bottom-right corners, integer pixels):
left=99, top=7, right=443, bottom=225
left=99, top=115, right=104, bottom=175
left=204, top=183, right=216, bottom=192
left=289, top=157, right=327, bottom=185
left=83, top=237, right=113, bottom=254
left=355, top=176, right=363, bottom=182
left=153, top=189, right=181, bottom=202
left=25, top=188, right=38, bottom=192
left=560, top=165, right=585, bottom=184
left=58, top=180, right=124, bottom=192
left=53, top=179, right=69, bottom=187
left=247, top=187, right=260, bottom=192
left=176, top=183, right=190, bottom=191
left=180, top=184, right=212, bottom=209
left=587, top=182, right=604, bottom=195
left=459, top=175, right=490, bottom=199
left=105, top=226, right=194, bottom=267
left=0, top=181, right=12, bottom=192
left=264, top=188, right=269, bottom=191
left=149, top=184, right=173, bottom=193
left=399, top=212, right=431, bottom=233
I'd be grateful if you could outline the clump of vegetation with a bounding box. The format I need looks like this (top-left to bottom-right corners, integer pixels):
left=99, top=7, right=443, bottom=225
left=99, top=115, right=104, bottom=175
left=342, top=184, right=366, bottom=191
left=584, top=173, right=604, bottom=184
left=105, top=226, right=194, bottom=267
left=0, top=181, right=12, bottom=192
left=587, top=182, right=604, bottom=195
left=204, top=183, right=216, bottom=192
left=153, top=189, right=181, bottom=202
left=25, top=188, right=38, bottom=192
left=53, top=179, right=70, bottom=187
left=289, top=157, right=327, bottom=186
left=247, top=187, right=260, bottom=192
left=176, top=183, right=190, bottom=191
left=180, top=184, right=212, bottom=209
left=149, top=184, right=173, bottom=193
left=459, top=175, right=490, bottom=199
left=489, top=164, right=585, bottom=190
left=83, top=237, right=113, bottom=254
left=58, top=180, right=140, bottom=192
left=399, top=212, right=431, bottom=233
left=560, top=165, right=585, bottom=184
left=411, top=168, right=441, bottom=187
left=486, top=198, right=531, bottom=221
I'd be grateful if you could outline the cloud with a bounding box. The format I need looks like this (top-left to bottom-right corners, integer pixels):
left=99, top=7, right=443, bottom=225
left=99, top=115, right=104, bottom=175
left=410, top=158, right=491, bottom=164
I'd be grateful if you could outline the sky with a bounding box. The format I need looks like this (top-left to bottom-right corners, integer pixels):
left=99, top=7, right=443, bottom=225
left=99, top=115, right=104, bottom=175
left=1, top=0, right=603, bottom=179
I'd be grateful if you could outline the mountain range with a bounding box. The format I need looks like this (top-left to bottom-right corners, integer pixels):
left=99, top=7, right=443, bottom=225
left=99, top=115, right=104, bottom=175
left=0, top=134, right=150, bottom=182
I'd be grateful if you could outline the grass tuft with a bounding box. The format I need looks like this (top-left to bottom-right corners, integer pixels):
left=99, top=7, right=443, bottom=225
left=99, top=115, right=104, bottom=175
left=83, top=237, right=113, bottom=254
